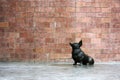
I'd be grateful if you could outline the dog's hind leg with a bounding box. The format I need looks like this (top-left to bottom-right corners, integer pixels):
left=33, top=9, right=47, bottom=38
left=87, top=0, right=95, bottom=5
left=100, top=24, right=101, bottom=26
left=73, top=61, right=77, bottom=65
left=82, top=61, right=87, bottom=65
left=89, top=57, right=94, bottom=65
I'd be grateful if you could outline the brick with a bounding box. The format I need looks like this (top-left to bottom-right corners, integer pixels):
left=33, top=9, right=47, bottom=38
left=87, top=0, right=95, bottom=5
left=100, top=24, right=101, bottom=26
left=95, top=0, right=112, bottom=3
left=36, top=22, right=50, bottom=28
left=82, top=0, right=95, bottom=2
left=0, top=22, right=9, bottom=28
left=101, top=18, right=111, bottom=23
left=101, top=8, right=111, bottom=13
left=98, top=23, right=110, bottom=28
left=76, top=7, right=90, bottom=13
left=34, top=47, right=44, bottom=53
left=55, top=7, right=66, bottom=13
left=112, top=7, right=120, bottom=13
left=76, top=2, right=84, bottom=7
left=91, top=28, right=101, bottom=34
left=76, top=13, right=86, bottom=17
left=96, top=13, right=111, bottom=18
left=92, top=3, right=101, bottom=7
left=91, top=38, right=101, bottom=44
left=0, top=17, right=4, bottom=22
left=100, top=3, right=111, bottom=7
left=113, top=24, right=120, bottom=28
left=50, top=53, right=71, bottom=60
left=95, top=8, right=101, bottom=12
left=112, top=18, right=120, bottom=24
left=25, top=37, right=34, bottom=43
left=45, top=38, right=54, bottom=43
left=30, top=1, right=42, bottom=7
left=35, top=17, right=54, bottom=23
left=66, top=7, right=75, bottom=13
left=26, top=7, right=34, bottom=12
left=111, top=28, right=120, bottom=33
left=82, top=38, right=91, bottom=43
left=112, top=2, right=120, bottom=7
left=86, top=13, right=96, bottom=17
left=16, top=7, right=26, bottom=12
left=20, top=32, right=29, bottom=38
left=35, top=7, right=55, bottom=13
left=76, top=17, right=92, bottom=23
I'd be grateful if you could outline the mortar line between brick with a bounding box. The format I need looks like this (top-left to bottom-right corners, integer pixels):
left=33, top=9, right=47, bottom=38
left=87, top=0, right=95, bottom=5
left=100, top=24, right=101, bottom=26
left=33, top=7, right=36, bottom=63
left=109, top=1, right=113, bottom=51
left=74, top=0, right=77, bottom=42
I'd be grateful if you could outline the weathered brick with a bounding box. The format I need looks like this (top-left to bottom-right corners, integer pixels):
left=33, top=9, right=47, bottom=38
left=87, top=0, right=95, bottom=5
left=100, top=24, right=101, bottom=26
left=0, top=17, right=4, bottom=22
left=95, top=0, right=112, bottom=3
left=0, top=22, right=9, bottom=28
left=45, top=38, right=54, bottom=43
left=34, top=47, right=44, bottom=53
left=112, top=7, right=120, bottom=13
left=77, top=17, right=91, bottom=23
left=96, top=13, right=111, bottom=18
left=101, top=18, right=111, bottom=23
left=101, top=8, right=111, bottom=13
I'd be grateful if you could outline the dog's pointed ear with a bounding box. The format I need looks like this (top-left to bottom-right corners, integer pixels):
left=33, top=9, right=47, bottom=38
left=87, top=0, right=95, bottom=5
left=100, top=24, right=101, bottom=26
left=79, top=40, right=82, bottom=47
left=69, top=43, right=72, bottom=46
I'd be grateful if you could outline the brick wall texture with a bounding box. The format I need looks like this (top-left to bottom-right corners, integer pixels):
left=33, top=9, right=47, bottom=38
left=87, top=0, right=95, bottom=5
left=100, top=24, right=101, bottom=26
left=0, top=0, right=120, bottom=62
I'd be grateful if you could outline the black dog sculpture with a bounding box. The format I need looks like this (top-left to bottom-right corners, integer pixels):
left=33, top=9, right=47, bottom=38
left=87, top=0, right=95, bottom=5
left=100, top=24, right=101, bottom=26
left=70, top=40, right=94, bottom=65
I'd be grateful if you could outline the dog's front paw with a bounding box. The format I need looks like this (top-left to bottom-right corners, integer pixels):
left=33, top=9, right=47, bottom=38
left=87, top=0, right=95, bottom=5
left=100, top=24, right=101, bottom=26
left=73, top=63, right=77, bottom=65
left=73, top=62, right=77, bottom=65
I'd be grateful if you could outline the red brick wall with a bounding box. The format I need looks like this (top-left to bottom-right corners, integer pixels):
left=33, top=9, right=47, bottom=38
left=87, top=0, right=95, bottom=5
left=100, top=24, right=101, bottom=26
left=0, top=0, right=120, bottom=62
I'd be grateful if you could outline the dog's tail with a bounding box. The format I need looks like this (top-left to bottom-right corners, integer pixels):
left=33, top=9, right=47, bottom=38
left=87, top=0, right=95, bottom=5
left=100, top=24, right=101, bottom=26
left=89, top=57, right=94, bottom=65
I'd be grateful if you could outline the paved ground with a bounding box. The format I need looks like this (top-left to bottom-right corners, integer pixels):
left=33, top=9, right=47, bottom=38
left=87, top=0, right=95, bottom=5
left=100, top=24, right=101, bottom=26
left=0, top=62, right=120, bottom=80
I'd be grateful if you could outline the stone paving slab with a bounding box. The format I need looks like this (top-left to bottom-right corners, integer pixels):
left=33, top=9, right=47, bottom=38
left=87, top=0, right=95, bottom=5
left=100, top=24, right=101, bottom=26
left=0, top=62, right=120, bottom=80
